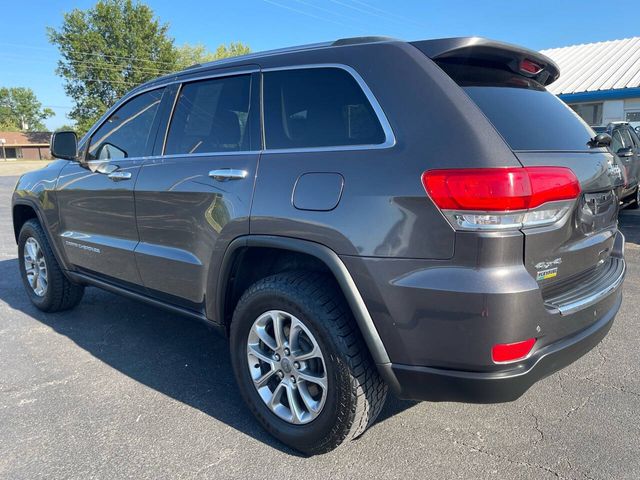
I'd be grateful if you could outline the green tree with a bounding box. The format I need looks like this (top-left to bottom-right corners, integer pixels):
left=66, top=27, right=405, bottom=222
left=47, top=0, right=177, bottom=134
left=0, top=87, right=54, bottom=131
left=175, top=41, right=251, bottom=70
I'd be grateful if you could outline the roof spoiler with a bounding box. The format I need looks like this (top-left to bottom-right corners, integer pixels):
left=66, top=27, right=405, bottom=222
left=411, top=37, right=560, bottom=86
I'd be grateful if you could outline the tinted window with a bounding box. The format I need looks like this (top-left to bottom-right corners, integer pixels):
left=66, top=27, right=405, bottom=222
left=629, top=127, right=640, bottom=147
left=619, top=128, right=634, bottom=149
left=263, top=68, right=385, bottom=149
left=439, top=63, right=595, bottom=151
left=464, top=87, right=596, bottom=151
left=88, top=89, right=163, bottom=160
left=612, top=130, right=624, bottom=151
left=165, top=75, right=252, bottom=155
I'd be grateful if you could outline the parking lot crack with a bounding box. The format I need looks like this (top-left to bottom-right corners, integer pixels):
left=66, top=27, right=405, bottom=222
left=453, top=439, right=569, bottom=479
left=530, top=412, right=545, bottom=443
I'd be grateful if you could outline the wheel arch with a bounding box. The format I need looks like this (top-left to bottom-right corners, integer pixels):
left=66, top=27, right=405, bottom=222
left=216, top=235, right=391, bottom=365
left=12, top=199, right=71, bottom=272
left=12, top=202, right=39, bottom=242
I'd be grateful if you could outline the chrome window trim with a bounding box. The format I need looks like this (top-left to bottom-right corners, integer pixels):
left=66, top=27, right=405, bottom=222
left=160, top=71, right=258, bottom=156
left=148, top=151, right=261, bottom=161
left=81, top=67, right=260, bottom=147
left=81, top=64, right=396, bottom=161
left=261, top=64, right=396, bottom=153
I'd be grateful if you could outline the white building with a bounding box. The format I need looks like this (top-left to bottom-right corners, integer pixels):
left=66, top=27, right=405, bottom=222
left=541, top=37, right=640, bottom=128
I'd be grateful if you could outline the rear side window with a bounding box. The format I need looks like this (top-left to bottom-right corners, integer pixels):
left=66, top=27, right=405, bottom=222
left=438, top=63, right=595, bottom=151
left=263, top=67, right=385, bottom=149
left=88, top=88, right=163, bottom=160
left=165, top=74, right=252, bottom=155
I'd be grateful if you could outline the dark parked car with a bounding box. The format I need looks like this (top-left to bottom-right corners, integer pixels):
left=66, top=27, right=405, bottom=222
left=12, top=37, right=626, bottom=454
left=593, top=122, right=640, bottom=208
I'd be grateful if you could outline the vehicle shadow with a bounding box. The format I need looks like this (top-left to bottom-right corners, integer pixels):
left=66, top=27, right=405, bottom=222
left=0, top=258, right=416, bottom=455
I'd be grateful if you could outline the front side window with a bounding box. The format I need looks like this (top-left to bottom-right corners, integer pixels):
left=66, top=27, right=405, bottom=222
left=263, top=67, right=386, bottom=149
left=619, top=128, right=634, bottom=149
left=88, top=89, right=163, bottom=160
left=611, top=130, right=624, bottom=152
left=164, top=74, right=252, bottom=155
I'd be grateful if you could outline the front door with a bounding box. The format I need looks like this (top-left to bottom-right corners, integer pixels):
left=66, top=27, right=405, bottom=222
left=134, top=71, right=260, bottom=313
left=56, top=87, right=166, bottom=285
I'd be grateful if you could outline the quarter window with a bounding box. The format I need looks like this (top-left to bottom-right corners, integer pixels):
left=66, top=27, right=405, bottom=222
left=164, top=75, right=252, bottom=155
left=263, top=67, right=386, bottom=149
left=88, top=89, right=163, bottom=160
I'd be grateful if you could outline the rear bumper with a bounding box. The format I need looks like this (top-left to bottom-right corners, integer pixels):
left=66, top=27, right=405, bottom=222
left=342, top=231, right=625, bottom=403
left=379, top=290, right=620, bottom=402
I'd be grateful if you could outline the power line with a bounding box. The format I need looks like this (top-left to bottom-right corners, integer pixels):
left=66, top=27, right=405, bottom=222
left=0, top=54, right=177, bottom=76
left=347, top=0, right=428, bottom=29
left=0, top=41, right=179, bottom=67
left=328, top=0, right=427, bottom=30
left=261, top=0, right=357, bottom=30
left=291, top=0, right=370, bottom=30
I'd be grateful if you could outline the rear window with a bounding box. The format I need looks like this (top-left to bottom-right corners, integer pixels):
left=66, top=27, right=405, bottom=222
left=263, top=67, right=386, bottom=149
left=439, top=63, right=595, bottom=151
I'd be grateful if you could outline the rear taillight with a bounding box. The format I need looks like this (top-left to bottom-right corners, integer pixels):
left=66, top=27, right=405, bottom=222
left=422, top=167, right=580, bottom=231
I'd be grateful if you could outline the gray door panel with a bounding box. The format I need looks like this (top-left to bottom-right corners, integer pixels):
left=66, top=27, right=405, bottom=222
left=134, top=154, right=259, bottom=307
left=56, top=159, right=143, bottom=284
left=55, top=87, right=166, bottom=285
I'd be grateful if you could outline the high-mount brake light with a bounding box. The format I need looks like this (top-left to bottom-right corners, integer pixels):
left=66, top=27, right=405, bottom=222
left=520, top=59, right=543, bottom=75
left=421, top=167, right=580, bottom=231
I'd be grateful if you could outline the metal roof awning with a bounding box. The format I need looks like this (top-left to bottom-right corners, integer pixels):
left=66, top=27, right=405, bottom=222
left=541, top=37, right=640, bottom=98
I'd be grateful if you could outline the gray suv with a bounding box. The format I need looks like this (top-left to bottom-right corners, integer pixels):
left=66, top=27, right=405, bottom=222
left=12, top=37, right=626, bottom=454
left=594, top=122, right=640, bottom=208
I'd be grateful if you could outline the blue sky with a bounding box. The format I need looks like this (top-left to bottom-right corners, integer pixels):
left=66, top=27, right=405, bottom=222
left=2, top=0, right=638, bottom=130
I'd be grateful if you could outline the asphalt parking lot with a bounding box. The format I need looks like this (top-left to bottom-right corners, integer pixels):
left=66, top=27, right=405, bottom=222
left=0, top=172, right=639, bottom=480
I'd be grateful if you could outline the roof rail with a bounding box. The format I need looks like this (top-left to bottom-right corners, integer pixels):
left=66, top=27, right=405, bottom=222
left=332, top=36, right=399, bottom=47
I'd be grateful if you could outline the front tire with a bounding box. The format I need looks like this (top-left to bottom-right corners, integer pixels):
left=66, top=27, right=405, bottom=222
left=229, top=271, right=387, bottom=455
left=18, top=219, right=84, bottom=312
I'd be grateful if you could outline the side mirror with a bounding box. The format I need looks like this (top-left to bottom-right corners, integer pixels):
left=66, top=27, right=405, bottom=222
left=587, top=132, right=611, bottom=148
left=50, top=131, right=78, bottom=161
left=617, top=146, right=634, bottom=158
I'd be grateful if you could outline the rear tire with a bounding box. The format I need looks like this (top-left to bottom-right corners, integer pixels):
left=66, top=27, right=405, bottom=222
left=18, top=219, right=84, bottom=312
left=229, top=271, right=387, bottom=455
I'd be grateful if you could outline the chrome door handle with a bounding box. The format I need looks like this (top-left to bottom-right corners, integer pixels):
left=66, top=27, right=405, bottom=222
left=107, top=171, right=132, bottom=182
left=209, top=169, right=248, bottom=181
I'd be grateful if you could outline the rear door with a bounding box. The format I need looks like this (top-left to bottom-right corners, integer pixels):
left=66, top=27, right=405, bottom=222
left=134, top=69, right=260, bottom=312
left=56, top=88, right=166, bottom=285
left=624, top=126, right=640, bottom=189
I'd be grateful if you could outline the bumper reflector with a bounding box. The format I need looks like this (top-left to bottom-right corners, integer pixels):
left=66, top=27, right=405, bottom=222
left=492, top=338, right=536, bottom=363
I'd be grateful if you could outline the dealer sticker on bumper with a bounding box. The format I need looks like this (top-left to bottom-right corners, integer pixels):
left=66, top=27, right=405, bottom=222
left=536, top=268, right=558, bottom=281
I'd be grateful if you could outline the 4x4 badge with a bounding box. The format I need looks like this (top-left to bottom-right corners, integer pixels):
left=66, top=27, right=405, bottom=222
left=535, top=258, right=562, bottom=270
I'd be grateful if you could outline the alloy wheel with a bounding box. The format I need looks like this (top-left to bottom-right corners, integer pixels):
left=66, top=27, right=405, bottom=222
left=23, top=237, right=48, bottom=297
left=246, top=310, right=328, bottom=424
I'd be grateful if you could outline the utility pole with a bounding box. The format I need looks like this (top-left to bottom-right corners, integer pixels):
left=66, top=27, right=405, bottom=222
left=0, top=139, right=6, bottom=162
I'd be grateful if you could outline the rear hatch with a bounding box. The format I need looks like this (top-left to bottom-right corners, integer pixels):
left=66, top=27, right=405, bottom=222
left=414, top=38, right=624, bottom=301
